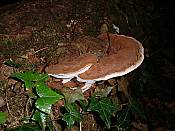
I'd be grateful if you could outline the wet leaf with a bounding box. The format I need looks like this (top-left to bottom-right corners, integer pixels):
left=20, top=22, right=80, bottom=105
left=89, top=97, right=118, bottom=128
left=33, top=110, right=54, bottom=131
left=12, top=71, right=49, bottom=83
left=62, top=103, right=82, bottom=128
left=25, top=81, right=35, bottom=88
left=35, top=82, right=64, bottom=114
left=0, top=112, right=7, bottom=124
left=62, top=113, right=75, bottom=128
left=33, top=110, right=47, bottom=130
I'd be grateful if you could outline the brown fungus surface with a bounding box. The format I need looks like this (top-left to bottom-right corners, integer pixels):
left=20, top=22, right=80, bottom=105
left=45, top=53, right=97, bottom=74
left=78, top=33, right=144, bottom=81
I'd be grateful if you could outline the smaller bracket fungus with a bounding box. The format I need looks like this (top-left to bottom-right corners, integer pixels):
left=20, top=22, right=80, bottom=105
left=77, top=33, right=144, bottom=92
left=45, top=54, right=97, bottom=83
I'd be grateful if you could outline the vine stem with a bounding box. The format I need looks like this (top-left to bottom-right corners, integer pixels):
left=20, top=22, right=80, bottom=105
left=80, top=121, right=82, bottom=131
left=79, top=108, right=82, bottom=131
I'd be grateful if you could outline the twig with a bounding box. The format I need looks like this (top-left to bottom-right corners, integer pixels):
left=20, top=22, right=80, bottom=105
left=5, top=87, right=13, bottom=117
left=25, top=97, right=33, bottom=118
left=79, top=108, right=82, bottom=131
left=35, top=47, right=48, bottom=54
left=50, top=110, right=61, bottom=131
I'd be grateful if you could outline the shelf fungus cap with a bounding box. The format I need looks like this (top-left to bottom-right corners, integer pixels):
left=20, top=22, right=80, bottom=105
left=77, top=33, right=144, bottom=91
left=45, top=54, right=97, bottom=83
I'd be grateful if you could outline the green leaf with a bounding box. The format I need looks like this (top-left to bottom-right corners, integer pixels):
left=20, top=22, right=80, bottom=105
left=62, top=87, right=84, bottom=103
left=11, top=71, right=48, bottom=82
left=45, top=117, right=54, bottom=131
left=62, top=103, right=82, bottom=128
left=6, top=123, right=40, bottom=131
left=35, top=82, right=64, bottom=114
left=33, top=110, right=47, bottom=130
left=65, top=103, right=82, bottom=122
left=36, top=98, right=55, bottom=114
left=62, top=113, right=75, bottom=128
left=89, top=97, right=117, bottom=129
left=116, top=107, right=131, bottom=130
left=0, top=112, right=7, bottom=124
left=33, top=110, right=54, bottom=131
left=78, top=100, right=88, bottom=112
left=25, top=81, right=35, bottom=89
left=35, top=82, right=63, bottom=98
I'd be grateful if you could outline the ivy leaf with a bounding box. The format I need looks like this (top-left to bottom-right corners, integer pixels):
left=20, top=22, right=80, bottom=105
left=33, top=110, right=47, bottom=130
left=35, top=82, right=64, bottom=114
left=62, top=103, right=82, bottom=128
left=89, top=97, right=117, bottom=129
left=25, top=81, right=35, bottom=89
left=62, top=113, right=75, bottom=128
left=62, top=87, right=84, bottom=103
left=33, top=110, right=54, bottom=131
left=11, top=71, right=49, bottom=82
left=45, top=117, right=54, bottom=131
left=0, top=112, right=7, bottom=124
left=116, top=107, right=131, bottom=130
left=6, top=123, right=40, bottom=131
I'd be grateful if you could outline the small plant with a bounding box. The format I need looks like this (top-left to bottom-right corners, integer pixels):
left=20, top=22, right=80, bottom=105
left=10, top=71, right=64, bottom=130
left=88, top=96, right=118, bottom=128
left=5, top=71, right=145, bottom=130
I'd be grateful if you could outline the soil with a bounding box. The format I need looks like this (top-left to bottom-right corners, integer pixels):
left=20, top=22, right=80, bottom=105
left=0, top=0, right=175, bottom=130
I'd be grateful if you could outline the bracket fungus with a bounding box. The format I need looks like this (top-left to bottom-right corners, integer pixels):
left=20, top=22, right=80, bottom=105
left=46, top=33, right=144, bottom=93
left=45, top=54, right=97, bottom=83
left=77, top=33, right=144, bottom=92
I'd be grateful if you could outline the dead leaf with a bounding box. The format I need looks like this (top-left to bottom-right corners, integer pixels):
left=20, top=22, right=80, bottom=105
left=117, top=76, right=129, bottom=97
left=63, top=81, right=79, bottom=88
left=100, top=23, right=108, bottom=34
left=20, top=49, right=39, bottom=63
left=47, top=81, right=63, bottom=90
left=0, top=64, right=16, bottom=81
left=107, top=78, right=117, bottom=86
left=0, top=97, right=5, bottom=107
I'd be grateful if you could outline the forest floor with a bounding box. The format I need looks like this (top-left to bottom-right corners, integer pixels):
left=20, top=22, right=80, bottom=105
left=0, top=0, right=175, bottom=130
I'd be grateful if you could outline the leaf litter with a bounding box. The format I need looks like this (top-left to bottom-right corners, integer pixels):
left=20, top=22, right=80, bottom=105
left=0, top=0, right=174, bottom=130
